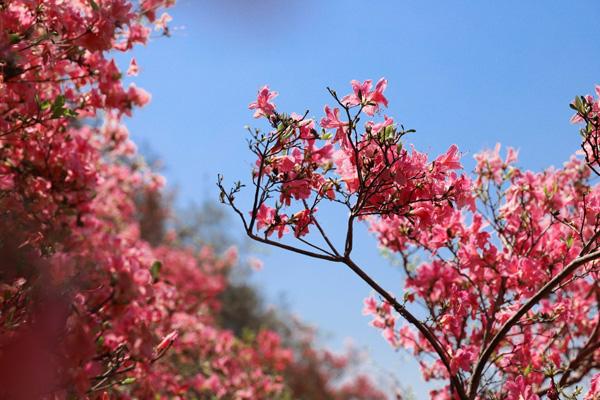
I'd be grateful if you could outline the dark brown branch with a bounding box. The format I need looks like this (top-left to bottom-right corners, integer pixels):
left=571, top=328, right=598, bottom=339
left=342, top=257, right=469, bottom=400
left=246, top=232, right=340, bottom=262
left=468, top=248, right=600, bottom=398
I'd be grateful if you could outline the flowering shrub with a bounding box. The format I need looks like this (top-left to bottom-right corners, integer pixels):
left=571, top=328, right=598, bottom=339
left=0, top=1, right=389, bottom=399
left=281, top=322, right=388, bottom=400
left=0, top=0, right=299, bottom=397
left=220, top=80, right=600, bottom=399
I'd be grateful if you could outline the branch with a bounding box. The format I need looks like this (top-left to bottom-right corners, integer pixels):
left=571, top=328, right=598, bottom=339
left=246, top=232, right=340, bottom=262
left=468, top=248, right=600, bottom=398
left=342, top=257, right=469, bottom=400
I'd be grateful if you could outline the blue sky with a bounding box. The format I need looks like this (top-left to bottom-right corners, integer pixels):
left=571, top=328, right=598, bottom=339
left=123, top=1, right=600, bottom=397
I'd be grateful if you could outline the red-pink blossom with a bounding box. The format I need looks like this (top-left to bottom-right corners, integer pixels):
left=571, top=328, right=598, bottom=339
left=249, top=85, right=278, bottom=118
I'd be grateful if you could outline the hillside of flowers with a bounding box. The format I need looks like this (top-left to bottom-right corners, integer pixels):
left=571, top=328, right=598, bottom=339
left=0, top=1, right=387, bottom=399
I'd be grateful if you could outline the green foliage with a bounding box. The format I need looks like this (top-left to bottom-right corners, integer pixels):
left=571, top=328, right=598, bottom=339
left=150, top=261, right=162, bottom=283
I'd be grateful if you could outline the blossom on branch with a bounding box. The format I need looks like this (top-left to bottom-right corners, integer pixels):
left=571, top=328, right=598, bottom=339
left=220, top=78, right=600, bottom=400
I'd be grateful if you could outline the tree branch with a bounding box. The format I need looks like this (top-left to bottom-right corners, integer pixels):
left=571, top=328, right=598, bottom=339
left=468, top=248, right=600, bottom=398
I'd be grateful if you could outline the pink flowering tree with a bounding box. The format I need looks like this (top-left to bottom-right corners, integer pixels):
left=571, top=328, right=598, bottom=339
left=219, top=79, right=600, bottom=399
left=0, top=1, right=390, bottom=398
left=0, top=1, right=300, bottom=398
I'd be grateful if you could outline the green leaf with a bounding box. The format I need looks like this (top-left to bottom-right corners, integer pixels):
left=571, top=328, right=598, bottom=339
left=384, top=125, right=394, bottom=140
left=35, top=95, right=52, bottom=111
left=89, top=0, right=100, bottom=10
left=150, top=261, right=162, bottom=282
left=121, top=377, right=136, bottom=385
left=8, top=33, right=21, bottom=44
left=574, top=96, right=583, bottom=112
left=586, top=121, right=595, bottom=134
left=40, top=100, right=52, bottom=111
left=241, top=327, right=256, bottom=343
left=566, top=236, right=574, bottom=249
left=51, top=95, right=66, bottom=118
left=64, top=109, right=78, bottom=118
left=49, top=95, right=77, bottom=119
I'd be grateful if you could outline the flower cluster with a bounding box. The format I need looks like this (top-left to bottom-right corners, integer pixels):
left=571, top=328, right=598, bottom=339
left=370, top=142, right=600, bottom=398
left=222, top=78, right=471, bottom=251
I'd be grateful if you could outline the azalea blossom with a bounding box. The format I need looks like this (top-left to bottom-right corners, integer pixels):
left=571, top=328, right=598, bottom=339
left=222, top=78, right=600, bottom=400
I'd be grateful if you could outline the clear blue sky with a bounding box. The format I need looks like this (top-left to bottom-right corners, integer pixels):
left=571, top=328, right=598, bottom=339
left=123, top=1, right=600, bottom=397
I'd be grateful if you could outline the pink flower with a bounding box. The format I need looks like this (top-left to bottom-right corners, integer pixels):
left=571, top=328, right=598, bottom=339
left=365, top=115, right=394, bottom=134
left=321, top=106, right=348, bottom=142
left=0, top=174, right=14, bottom=191
left=248, top=256, right=264, bottom=271
left=504, top=376, right=539, bottom=400
left=586, top=374, right=600, bottom=400
left=255, top=204, right=276, bottom=230
left=127, top=84, right=151, bottom=107
left=449, top=348, right=475, bottom=374
left=156, top=330, right=179, bottom=353
left=155, top=12, right=172, bottom=31
left=292, top=208, right=314, bottom=238
left=253, top=204, right=289, bottom=238
left=249, top=85, right=278, bottom=118
left=362, top=297, right=378, bottom=316
left=434, top=144, right=462, bottom=171
left=127, top=58, right=139, bottom=76
left=341, top=78, right=388, bottom=116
